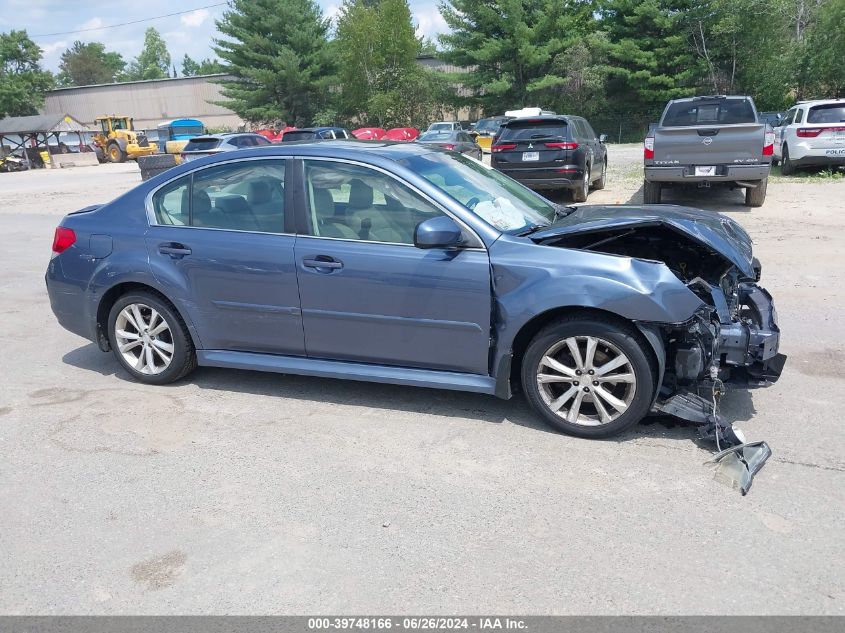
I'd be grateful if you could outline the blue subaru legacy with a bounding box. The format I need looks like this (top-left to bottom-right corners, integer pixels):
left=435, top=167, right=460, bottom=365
left=46, top=141, right=785, bottom=438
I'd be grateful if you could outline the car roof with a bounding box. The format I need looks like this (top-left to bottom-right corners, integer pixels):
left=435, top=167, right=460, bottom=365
left=796, top=98, right=845, bottom=106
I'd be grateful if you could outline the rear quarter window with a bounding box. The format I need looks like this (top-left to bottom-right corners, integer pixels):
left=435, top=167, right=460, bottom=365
left=499, top=120, right=570, bottom=141
left=184, top=138, right=222, bottom=152
left=662, top=99, right=756, bottom=126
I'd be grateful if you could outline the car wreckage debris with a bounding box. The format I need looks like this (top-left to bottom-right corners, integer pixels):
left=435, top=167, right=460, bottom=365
left=654, top=385, right=772, bottom=495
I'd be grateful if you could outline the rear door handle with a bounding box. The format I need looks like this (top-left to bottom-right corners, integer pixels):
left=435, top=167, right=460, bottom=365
left=159, top=242, right=192, bottom=258
left=303, top=256, right=343, bottom=270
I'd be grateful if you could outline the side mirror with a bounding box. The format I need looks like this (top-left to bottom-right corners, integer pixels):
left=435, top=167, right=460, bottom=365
left=414, top=216, right=464, bottom=249
left=599, top=133, right=608, bottom=143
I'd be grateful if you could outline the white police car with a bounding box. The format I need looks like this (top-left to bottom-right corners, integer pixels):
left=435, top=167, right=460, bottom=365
left=773, top=99, right=845, bottom=174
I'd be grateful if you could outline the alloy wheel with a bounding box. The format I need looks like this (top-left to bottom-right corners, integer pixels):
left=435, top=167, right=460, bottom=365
left=114, top=303, right=174, bottom=375
left=536, top=335, right=637, bottom=426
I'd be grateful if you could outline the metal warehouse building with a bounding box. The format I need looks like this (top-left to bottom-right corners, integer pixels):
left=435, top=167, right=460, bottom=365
left=41, top=74, right=244, bottom=131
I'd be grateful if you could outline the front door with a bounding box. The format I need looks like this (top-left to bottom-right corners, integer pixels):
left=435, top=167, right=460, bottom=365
left=293, top=158, right=492, bottom=375
left=145, top=158, right=305, bottom=355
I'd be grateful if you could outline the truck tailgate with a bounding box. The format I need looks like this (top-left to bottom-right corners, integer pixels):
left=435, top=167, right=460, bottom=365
left=653, top=124, right=765, bottom=164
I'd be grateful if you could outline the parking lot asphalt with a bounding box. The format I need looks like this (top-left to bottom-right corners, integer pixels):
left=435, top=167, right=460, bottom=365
left=1, top=147, right=843, bottom=614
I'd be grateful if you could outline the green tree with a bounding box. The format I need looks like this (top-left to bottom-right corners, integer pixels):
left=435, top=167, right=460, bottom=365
left=439, top=0, right=597, bottom=114
left=126, top=28, right=171, bottom=80
left=181, top=54, right=201, bottom=76
left=598, top=0, right=699, bottom=115
left=0, top=30, right=54, bottom=117
left=335, top=0, right=444, bottom=126
left=801, top=0, right=845, bottom=97
left=57, top=41, right=125, bottom=86
left=214, top=0, right=332, bottom=125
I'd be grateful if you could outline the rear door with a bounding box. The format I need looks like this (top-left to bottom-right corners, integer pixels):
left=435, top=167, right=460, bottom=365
left=492, top=118, right=577, bottom=177
left=145, top=158, right=304, bottom=355
left=653, top=98, right=766, bottom=166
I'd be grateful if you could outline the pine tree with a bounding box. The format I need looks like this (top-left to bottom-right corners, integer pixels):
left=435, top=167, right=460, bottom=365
left=214, top=0, right=332, bottom=125
left=126, top=28, right=171, bottom=80
left=57, top=41, right=125, bottom=86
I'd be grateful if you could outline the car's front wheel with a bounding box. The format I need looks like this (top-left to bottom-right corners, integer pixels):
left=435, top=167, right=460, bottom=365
left=108, top=291, right=197, bottom=384
left=521, top=316, right=655, bottom=438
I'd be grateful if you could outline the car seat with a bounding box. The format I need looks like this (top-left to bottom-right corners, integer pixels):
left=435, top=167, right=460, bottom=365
left=346, top=179, right=404, bottom=242
left=313, top=187, right=357, bottom=239
left=247, top=179, right=284, bottom=232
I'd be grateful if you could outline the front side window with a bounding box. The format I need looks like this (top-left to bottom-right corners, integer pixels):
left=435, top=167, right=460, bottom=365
left=151, top=160, right=286, bottom=232
left=303, top=160, right=445, bottom=244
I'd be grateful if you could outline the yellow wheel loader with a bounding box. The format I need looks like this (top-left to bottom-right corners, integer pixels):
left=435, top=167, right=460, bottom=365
left=92, top=116, right=157, bottom=163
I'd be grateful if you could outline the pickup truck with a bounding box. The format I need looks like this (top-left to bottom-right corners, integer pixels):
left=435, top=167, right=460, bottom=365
left=644, top=96, right=775, bottom=207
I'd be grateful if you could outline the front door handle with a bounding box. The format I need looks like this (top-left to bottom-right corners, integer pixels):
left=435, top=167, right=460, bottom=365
left=303, top=256, right=343, bottom=270
left=159, top=242, right=192, bottom=258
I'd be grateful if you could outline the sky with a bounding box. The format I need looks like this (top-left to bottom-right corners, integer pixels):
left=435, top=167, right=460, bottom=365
left=0, top=0, right=450, bottom=72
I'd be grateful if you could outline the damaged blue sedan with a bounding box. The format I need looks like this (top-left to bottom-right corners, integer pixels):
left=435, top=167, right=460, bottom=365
left=46, top=142, right=785, bottom=441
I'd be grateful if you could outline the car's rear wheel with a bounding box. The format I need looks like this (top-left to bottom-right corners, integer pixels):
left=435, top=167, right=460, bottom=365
left=781, top=145, right=796, bottom=175
left=572, top=164, right=590, bottom=202
left=108, top=291, right=196, bottom=384
left=643, top=179, right=662, bottom=204
left=745, top=177, right=768, bottom=207
left=521, top=316, right=655, bottom=438
left=592, top=159, right=607, bottom=190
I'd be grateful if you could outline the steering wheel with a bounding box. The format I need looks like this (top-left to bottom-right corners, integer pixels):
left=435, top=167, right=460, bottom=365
left=465, top=196, right=480, bottom=209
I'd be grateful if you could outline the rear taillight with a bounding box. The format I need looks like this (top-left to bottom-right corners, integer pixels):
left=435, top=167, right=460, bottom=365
left=442, top=143, right=455, bottom=150
left=491, top=143, right=516, bottom=153
left=52, top=227, right=76, bottom=254
left=644, top=136, right=654, bottom=159
left=763, top=130, right=775, bottom=156
left=545, top=142, right=578, bottom=150
left=796, top=128, right=822, bottom=138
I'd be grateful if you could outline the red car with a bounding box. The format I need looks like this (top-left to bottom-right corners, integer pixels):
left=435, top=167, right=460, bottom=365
left=384, top=127, right=419, bottom=141
left=352, top=127, right=387, bottom=140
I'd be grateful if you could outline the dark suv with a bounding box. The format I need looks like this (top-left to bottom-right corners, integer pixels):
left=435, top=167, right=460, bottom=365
left=491, top=116, right=607, bottom=202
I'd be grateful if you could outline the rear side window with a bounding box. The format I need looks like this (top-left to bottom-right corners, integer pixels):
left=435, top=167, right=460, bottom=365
left=662, top=99, right=756, bottom=126
left=807, top=104, right=845, bottom=124
left=151, top=160, right=287, bottom=232
left=184, top=138, right=222, bottom=152
left=499, top=120, right=570, bottom=141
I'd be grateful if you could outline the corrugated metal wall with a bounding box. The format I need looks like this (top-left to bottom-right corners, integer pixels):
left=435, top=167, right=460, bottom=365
left=41, top=75, right=244, bottom=131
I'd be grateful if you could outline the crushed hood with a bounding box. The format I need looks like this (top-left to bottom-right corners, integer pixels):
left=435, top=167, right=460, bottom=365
left=532, top=204, right=755, bottom=278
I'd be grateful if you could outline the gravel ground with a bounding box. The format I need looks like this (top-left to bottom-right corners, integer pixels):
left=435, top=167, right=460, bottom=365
left=1, top=148, right=843, bottom=614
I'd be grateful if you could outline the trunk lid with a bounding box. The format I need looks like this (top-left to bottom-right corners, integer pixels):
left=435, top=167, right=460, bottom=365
left=531, top=204, right=755, bottom=278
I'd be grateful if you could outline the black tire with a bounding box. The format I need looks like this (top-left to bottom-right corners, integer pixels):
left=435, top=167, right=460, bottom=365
left=521, top=315, right=655, bottom=439
left=138, top=153, right=177, bottom=170
left=781, top=145, right=795, bottom=175
left=592, top=159, right=607, bottom=190
left=107, top=291, right=197, bottom=385
left=643, top=179, right=662, bottom=204
left=745, top=177, right=768, bottom=207
left=571, top=163, right=590, bottom=202
left=107, top=142, right=126, bottom=163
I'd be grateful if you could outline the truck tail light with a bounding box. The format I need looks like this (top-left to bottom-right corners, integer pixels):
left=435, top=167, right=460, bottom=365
left=52, top=227, right=76, bottom=254
left=763, top=130, right=775, bottom=156
left=644, top=136, right=654, bottom=159
left=545, top=142, right=578, bottom=150
left=796, top=128, right=822, bottom=138
left=491, top=143, right=516, bottom=153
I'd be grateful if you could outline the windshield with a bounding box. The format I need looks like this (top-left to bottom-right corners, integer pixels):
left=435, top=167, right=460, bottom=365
left=399, top=152, right=556, bottom=233
left=475, top=118, right=506, bottom=133
left=429, top=123, right=451, bottom=131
